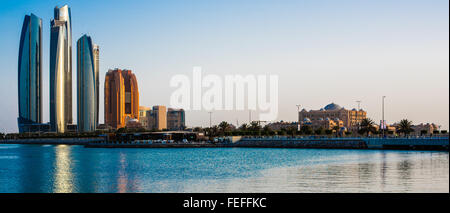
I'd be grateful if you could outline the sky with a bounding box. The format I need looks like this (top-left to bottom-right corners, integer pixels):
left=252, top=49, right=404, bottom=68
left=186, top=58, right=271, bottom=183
left=0, top=0, right=448, bottom=133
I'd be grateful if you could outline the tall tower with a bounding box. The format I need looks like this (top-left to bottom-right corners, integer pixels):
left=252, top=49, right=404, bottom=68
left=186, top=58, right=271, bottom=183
left=93, top=44, right=99, bottom=127
left=77, top=35, right=96, bottom=132
left=18, top=14, right=42, bottom=133
left=104, top=69, right=139, bottom=129
left=50, top=5, right=72, bottom=133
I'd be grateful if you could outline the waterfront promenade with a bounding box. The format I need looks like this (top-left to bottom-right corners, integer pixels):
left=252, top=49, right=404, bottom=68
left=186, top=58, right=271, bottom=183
left=2, top=136, right=446, bottom=151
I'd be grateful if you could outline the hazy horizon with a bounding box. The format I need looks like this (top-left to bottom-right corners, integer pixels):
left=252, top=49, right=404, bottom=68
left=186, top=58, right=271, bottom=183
left=0, top=0, right=448, bottom=133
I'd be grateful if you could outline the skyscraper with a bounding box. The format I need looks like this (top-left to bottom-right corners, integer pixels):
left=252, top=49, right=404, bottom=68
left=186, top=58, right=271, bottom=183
left=104, top=69, right=139, bottom=129
left=17, top=14, right=42, bottom=133
left=77, top=35, right=97, bottom=132
left=49, top=5, right=72, bottom=133
left=93, top=44, right=99, bottom=127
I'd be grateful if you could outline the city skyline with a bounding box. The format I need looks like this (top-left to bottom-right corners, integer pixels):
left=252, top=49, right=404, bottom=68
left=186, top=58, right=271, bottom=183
left=0, top=0, right=448, bottom=133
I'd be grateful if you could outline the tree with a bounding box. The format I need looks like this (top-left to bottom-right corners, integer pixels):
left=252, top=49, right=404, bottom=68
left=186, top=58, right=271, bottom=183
left=300, top=125, right=313, bottom=135
left=218, top=121, right=231, bottom=136
left=210, top=125, right=219, bottom=137
left=314, top=127, right=324, bottom=135
left=359, top=118, right=376, bottom=137
left=420, top=130, right=428, bottom=136
left=262, top=125, right=272, bottom=136
left=239, top=124, right=249, bottom=131
left=397, top=119, right=414, bottom=136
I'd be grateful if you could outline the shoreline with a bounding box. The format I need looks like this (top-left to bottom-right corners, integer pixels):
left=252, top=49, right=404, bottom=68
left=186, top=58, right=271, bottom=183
left=1, top=136, right=448, bottom=151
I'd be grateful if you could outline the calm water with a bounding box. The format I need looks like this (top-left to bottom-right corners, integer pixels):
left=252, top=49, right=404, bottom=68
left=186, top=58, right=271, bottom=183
left=0, top=144, right=448, bottom=193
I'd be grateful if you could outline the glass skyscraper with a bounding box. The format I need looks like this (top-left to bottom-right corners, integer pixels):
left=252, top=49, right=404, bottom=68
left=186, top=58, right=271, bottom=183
left=77, top=35, right=97, bottom=132
left=49, top=5, right=72, bottom=133
left=93, top=44, right=100, bottom=128
left=17, top=14, right=42, bottom=133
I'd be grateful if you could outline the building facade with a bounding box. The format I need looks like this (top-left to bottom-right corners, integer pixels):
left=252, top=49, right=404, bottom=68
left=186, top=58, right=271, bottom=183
left=266, top=121, right=298, bottom=131
left=299, top=103, right=366, bottom=130
left=17, top=14, right=43, bottom=133
left=147, top=105, right=167, bottom=131
left=104, top=69, right=139, bottom=129
left=49, top=5, right=72, bottom=133
left=410, top=123, right=440, bottom=135
left=138, top=106, right=151, bottom=129
left=76, top=35, right=97, bottom=132
left=167, top=108, right=185, bottom=130
left=302, top=117, right=344, bottom=130
left=93, top=44, right=99, bottom=126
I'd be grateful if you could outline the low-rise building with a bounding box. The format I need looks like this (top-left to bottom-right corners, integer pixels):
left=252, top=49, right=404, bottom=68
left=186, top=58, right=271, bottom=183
left=139, top=106, right=151, bottom=129
left=299, top=103, right=366, bottom=130
left=266, top=121, right=298, bottom=131
left=167, top=108, right=185, bottom=130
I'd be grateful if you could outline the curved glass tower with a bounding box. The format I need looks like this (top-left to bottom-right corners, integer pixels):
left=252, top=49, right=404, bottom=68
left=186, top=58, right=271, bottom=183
left=18, top=14, right=42, bottom=133
left=77, top=35, right=97, bottom=132
left=50, top=5, right=72, bottom=133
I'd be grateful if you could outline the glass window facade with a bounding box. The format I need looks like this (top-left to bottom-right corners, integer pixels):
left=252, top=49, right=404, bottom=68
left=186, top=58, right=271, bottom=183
left=77, top=35, right=97, bottom=132
left=18, top=14, right=42, bottom=133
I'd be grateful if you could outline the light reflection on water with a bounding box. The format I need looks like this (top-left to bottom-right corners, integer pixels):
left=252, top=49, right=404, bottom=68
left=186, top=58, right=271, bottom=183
left=0, top=144, right=447, bottom=193
left=53, top=145, right=74, bottom=193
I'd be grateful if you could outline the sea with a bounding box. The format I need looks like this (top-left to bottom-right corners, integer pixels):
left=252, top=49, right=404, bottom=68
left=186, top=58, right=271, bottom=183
left=0, top=144, right=448, bottom=193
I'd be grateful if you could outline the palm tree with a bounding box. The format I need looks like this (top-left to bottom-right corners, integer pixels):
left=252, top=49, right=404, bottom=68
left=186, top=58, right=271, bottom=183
left=397, top=119, right=414, bottom=136
left=262, top=125, right=272, bottom=136
left=249, top=121, right=262, bottom=135
left=210, top=125, right=219, bottom=137
left=359, top=118, right=376, bottom=137
left=193, top=127, right=203, bottom=132
left=218, top=121, right=231, bottom=135
left=239, top=123, right=249, bottom=131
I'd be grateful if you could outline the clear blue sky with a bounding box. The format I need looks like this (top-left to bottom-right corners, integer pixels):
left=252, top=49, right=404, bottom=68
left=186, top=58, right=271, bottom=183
left=0, top=0, right=448, bottom=132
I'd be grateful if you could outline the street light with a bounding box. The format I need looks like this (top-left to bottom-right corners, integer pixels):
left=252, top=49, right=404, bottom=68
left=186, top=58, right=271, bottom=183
left=382, top=96, right=386, bottom=136
left=296, top=104, right=301, bottom=131
left=356, top=100, right=361, bottom=130
left=208, top=111, right=212, bottom=128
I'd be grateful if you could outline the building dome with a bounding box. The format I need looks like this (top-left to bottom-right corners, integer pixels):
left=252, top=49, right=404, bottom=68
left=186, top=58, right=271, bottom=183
left=319, top=118, right=324, bottom=121
left=303, top=118, right=311, bottom=122
left=324, top=103, right=342, bottom=111
left=352, top=108, right=357, bottom=111
left=325, top=117, right=330, bottom=121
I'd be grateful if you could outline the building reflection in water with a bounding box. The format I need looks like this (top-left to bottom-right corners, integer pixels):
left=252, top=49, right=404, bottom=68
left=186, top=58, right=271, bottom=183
left=53, top=145, right=74, bottom=193
left=117, top=152, right=128, bottom=193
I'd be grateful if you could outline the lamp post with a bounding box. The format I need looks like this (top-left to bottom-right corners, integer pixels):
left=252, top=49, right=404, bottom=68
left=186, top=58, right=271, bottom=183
left=296, top=104, right=301, bottom=131
left=356, top=100, right=361, bottom=131
left=208, top=112, right=212, bottom=129
left=382, top=96, right=386, bottom=136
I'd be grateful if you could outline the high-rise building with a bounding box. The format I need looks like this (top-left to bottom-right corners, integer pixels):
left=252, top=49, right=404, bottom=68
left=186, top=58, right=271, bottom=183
left=17, top=14, right=43, bottom=133
left=167, top=108, right=185, bottom=130
left=138, top=106, right=151, bottom=129
left=104, top=69, right=139, bottom=129
left=93, top=44, right=99, bottom=126
left=147, top=106, right=167, bottom=131
left=49, top=5, right=72, bottom=133
left=77, top=35, right=97, bottom=132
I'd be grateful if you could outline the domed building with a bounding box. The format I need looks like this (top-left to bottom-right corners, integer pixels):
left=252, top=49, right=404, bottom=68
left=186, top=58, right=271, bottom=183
left=298, top=102, right=367, bottom=130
